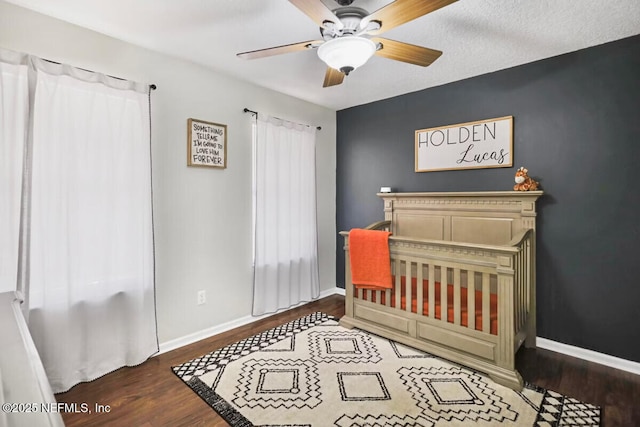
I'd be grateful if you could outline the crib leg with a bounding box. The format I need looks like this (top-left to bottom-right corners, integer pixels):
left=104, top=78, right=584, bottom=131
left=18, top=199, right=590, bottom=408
left=489, top=369, right=524, bottom=392
left=339, top=316, right=356, bottom=330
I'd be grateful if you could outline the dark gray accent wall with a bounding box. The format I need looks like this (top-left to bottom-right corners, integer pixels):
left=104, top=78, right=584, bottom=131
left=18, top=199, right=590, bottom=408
left=336, top=35, right=640, bottom=363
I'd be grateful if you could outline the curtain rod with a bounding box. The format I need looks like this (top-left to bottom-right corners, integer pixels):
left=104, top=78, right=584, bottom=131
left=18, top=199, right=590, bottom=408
left=41, top=58, right=157, bottom=90
left=243, top=108, right=321, bottom=131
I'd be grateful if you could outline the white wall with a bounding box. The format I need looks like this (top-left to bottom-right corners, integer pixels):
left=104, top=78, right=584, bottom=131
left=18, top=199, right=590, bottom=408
left=0, top=1, right=337, bottom=344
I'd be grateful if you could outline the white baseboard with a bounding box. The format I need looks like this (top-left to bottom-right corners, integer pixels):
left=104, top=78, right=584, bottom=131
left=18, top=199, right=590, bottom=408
left=537, top=337, right=640, bottom=376
left=159, top=289, right=639, bottom=377
left=157, top=287, right=345, bottom=355
left=333, top=287, right=345, bottom=296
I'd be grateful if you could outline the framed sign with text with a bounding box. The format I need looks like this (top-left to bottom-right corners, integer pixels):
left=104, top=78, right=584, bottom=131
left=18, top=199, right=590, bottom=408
left=187, top=118, right=227, bottom=168
left=415, top=116, right=513, bottom=172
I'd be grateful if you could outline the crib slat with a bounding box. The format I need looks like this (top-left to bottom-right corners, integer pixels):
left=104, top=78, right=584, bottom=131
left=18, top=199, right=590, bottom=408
left=515, top=252, right=520, bottom=333
left=521, top=246, right=527, bottom=331
left=406, top=261, right=412, bottom=313
left=522, top=239, right=531, bottom=316
left=441, top=266, right=448, bottom=323
left=519, top=249, right=524, bottom=331
left=428, top=265, right=435, bottom=319
left=523, top=249, right=528, bottom=330
left=375, top=290, right=381, bottom=307
left=468, top=272, right=476, bottom=331
left=417, top=262, right=424, bottom=315
left=518, top=246, right=528, bottom=330
left=453, top=268, right=461, bottom=326
left=518, top=247, right=527, bottom=330
left=395, top=258, right=401, bottom=309
left=522, top=241, right=528, bottom=315
left=482, top=272, right=490, bottom=333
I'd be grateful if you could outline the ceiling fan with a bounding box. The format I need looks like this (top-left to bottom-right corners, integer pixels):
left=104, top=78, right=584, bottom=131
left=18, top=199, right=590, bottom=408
left=237, top=0, right=457, bottom=87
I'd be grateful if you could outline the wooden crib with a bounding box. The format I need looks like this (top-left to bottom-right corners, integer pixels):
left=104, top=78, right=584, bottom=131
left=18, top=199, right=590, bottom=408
left=339, top=191, right=542, bottom=391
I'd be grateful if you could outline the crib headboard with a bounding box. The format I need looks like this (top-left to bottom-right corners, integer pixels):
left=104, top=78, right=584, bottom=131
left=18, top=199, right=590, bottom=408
left=379, top=191, right=543, bottom=245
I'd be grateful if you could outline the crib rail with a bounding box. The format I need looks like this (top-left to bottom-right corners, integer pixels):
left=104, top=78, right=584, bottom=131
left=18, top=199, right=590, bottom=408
left=363, top=220, right=391, bottom=231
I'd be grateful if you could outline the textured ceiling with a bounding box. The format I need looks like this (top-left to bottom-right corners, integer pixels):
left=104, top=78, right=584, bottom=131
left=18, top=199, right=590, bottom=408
left=4, top=0, right=640, bottom=110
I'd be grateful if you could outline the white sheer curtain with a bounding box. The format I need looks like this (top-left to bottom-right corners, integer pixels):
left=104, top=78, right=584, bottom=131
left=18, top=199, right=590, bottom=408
left=10, top=55, right=158, bottom=393
left=0, top=53, right=28, bottom=293
left=252, top=115, right=320, bottom=315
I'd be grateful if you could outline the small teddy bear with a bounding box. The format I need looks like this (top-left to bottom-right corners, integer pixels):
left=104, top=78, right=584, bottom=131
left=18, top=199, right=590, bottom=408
left=513, top=167, right=539, bottom=191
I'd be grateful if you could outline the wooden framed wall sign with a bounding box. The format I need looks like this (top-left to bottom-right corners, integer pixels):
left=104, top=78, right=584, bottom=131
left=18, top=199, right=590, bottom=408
left=415, top=116, right=513, bottom=172
left=187, top=118, right=227, bottom=168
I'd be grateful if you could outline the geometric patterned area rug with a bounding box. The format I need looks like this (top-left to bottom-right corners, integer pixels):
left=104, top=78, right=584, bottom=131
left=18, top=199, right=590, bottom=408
left=172, top=312, right=601, bottom=426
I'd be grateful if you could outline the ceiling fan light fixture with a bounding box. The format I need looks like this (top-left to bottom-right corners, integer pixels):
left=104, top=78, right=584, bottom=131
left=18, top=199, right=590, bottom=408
left=317, top=36, right=376, bottom=75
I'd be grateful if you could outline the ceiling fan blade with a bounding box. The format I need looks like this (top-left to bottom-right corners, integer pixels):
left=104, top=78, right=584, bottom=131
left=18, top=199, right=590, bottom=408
left=237, top=40, right=322, bottom=60
left=362, top=0, right=457, bottom=35
left=288, top=0, right=344, bottom=30
left=371, top=37, right=442, bottom=66
left=323, top=67, right=345, bottom=87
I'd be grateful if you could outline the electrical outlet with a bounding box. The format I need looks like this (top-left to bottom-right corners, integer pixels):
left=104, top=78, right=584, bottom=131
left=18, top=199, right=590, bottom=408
left=197, top=290, right=206, bottom=305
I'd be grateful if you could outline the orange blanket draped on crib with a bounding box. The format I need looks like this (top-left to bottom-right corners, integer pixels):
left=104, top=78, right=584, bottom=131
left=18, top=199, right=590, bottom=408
left=348, top=228, right=393, bottom=290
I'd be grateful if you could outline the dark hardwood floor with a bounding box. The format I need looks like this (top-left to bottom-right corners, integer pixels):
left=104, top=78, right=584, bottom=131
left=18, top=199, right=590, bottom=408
left=56, top=294, right=639, bottom=426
